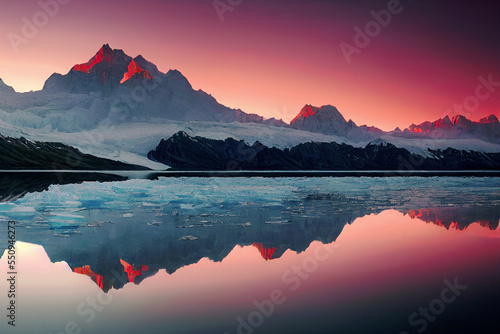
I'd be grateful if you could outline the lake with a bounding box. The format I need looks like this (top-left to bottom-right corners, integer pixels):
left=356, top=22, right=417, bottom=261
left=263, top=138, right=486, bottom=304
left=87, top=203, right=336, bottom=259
left=0, top=175, right=499, bottom=333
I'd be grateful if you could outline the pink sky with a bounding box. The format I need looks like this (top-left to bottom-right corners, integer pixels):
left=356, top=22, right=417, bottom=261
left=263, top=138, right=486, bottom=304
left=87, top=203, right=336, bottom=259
left=0, top=0, right=498, bottom=130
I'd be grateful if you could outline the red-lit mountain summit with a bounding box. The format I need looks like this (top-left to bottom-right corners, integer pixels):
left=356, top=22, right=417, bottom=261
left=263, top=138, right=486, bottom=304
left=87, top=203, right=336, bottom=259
left=0, top=44, right=497, bottom=146
left=120, top=59, right=153, bottom=83
left=72, top=44, right=153, bottom=84
left=44, top=44, right=162, bottom=92
left=405, top=114, right=499, bottom=139
left=73, top=44, right=115, bottom=73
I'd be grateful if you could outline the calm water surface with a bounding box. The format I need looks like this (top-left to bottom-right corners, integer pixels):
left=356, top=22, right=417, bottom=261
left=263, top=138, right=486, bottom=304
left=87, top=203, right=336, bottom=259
left=0, top=176, right=499, bottom=333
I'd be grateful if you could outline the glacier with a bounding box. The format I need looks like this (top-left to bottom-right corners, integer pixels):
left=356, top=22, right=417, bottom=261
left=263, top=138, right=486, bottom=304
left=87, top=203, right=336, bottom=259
left=2, top=117, right=500, bottom=169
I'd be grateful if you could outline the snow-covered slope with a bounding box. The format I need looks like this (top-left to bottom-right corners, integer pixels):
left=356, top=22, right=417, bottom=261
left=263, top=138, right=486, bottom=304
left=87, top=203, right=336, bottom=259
left=2, top=117, right=500, bottom=170
left=379, top=134, right=500, bottom=157
left=0, top=119, right=349, bottom=167
left=0, top=44, right=287, bottom=132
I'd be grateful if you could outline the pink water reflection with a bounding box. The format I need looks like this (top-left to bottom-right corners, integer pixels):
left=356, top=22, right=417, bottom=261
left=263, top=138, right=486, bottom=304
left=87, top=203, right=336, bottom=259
left=1, top=209, right=499, bottom=333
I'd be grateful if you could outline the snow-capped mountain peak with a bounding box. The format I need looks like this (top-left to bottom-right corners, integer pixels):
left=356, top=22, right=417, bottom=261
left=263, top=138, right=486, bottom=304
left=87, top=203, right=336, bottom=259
left=451, top=115, right=469, bottom=127
left=3, top=43, right=498, bottom=149
left=133, top=55, right=163, bottom=77
left=480, top=115, right=499, bottom=124
left=2, top=44, right=290, bottom=131
left=73, top=44, right=115, bottom=73
left=46, top=45, right=167, bottom=91
left=291, top=105, right=319, bottom=123
left=402, top=113, right=500, bottom=142
left=442, top=115, right=452, bottom=124
left=43, top=44, right=134, bottom=92
left=290, top=104, right=358, bottom=137
left=120, top=59, right=153, bottom=83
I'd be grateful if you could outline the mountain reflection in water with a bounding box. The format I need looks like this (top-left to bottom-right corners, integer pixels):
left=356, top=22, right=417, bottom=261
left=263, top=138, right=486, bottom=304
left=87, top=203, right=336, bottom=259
left=0, top=176, right=499, bottom=333
left=1, top=209, right=499, bottom=334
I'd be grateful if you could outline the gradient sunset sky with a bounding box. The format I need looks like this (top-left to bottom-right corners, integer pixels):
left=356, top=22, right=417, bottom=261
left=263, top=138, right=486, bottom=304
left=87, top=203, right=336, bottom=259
left=0, top=0, right=498, bottom=130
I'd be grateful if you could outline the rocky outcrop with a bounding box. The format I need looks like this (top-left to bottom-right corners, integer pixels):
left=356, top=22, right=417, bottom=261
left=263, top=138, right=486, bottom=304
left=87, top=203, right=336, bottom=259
left=148, top=132, right=500, bottom=171
left=0, top=134, right=148, bottom=170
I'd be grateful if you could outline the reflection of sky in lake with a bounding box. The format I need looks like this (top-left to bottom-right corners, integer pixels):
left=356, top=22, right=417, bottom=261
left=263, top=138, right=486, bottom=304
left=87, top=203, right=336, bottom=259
left=0, top=177, right=499, bottom=333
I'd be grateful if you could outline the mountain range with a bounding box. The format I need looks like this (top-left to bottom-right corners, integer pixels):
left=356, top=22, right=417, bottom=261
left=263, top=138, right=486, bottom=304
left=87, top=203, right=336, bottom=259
left=0, top=44, right=499, bottom=169
left=290, top=104, right=500, bottom=142
left=148, top=131, right=500, bottom=171
left=3, top=203, right=497, bottom=292
left=0, top=44, right=498, bottom=137
left=0, top=44, right=286, bottom=132
left=404, top=114, right=500, bottom=140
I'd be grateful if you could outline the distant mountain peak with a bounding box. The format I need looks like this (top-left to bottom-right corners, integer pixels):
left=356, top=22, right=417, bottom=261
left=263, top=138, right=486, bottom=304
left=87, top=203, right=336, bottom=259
left=291, top=105, right=346, bottom=123
left=120, top=58, right=153, bottom=83
left=480, top=115, right=499, bottom=124
left=290, top=104, right=356, bottom=136
left=291, top=105, right=319, bottom=123
left=135, top=54, right=146, bottom=62
left=359, top=125, right=383, bottom=133
left=405, top=113, right=500, bottom=141
left=451, top=114, right=468, bottom=126
left=73, top=44, right=114, bottom=73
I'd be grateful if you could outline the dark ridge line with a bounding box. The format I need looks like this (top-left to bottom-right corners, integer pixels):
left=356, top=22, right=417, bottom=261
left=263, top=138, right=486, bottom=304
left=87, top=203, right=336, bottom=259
left=146, top=170, right=500, bottom=178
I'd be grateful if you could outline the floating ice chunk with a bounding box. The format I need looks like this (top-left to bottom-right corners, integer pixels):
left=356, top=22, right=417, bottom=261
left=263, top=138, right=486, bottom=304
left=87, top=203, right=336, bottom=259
left=50, top=212, right=84, bottom=219
left=122, top=213, right=134, bottom=218
left=11, top=206, right=37, bottom=212
left=179, top=235, right=199, bottom=241
left=86, top=222, right=103, bottom=227
left=48, top=220, right=81, bottom=229
left=64, top=201, right=82, bottom=206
